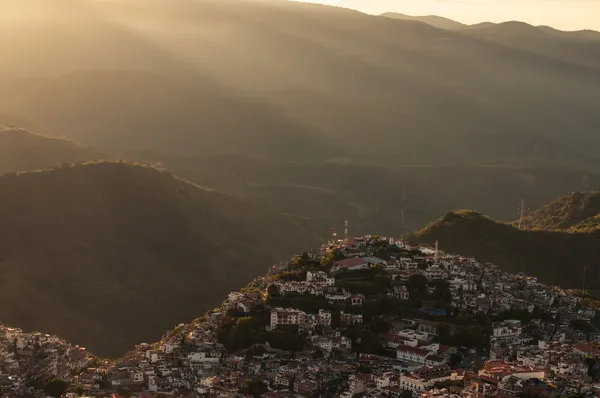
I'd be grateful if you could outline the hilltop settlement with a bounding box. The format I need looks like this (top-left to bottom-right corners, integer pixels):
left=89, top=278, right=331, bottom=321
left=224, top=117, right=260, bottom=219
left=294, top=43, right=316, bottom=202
left=3, top=236, right=600, bottom=398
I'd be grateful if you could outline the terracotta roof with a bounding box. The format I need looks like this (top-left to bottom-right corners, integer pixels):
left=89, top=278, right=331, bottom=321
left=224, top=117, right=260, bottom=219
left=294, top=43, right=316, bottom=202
left=426, top=355, right=446, bottom=363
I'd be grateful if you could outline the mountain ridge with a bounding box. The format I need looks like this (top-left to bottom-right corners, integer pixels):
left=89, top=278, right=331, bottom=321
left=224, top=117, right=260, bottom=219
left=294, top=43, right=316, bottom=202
left=382, top=12, right=600, bottom=39
left=0, top=161, right=325, bottom=357
left=0, top=126, right=105, bottom=173
left=408, top=209, right=600, bottom=291
left=519, top=191, right=600, bottom=231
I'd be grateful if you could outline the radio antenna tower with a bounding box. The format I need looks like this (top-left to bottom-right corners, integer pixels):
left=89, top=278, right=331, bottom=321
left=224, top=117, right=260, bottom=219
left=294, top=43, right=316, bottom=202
left=518, top=199, right=526, bottom=229
left=583, top=174, right=591, bottom=192
left=331, top=228, right=337, bottom=244
left=434, top=240, right=439, bottom=265
left=344, top=220, right=349, bottom=245
left=401, top=187, right=406, bottom=224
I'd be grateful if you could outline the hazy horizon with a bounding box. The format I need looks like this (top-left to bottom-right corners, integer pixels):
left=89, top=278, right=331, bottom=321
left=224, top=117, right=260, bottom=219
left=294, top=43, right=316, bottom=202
left=294, top=0, right=600, bottom=31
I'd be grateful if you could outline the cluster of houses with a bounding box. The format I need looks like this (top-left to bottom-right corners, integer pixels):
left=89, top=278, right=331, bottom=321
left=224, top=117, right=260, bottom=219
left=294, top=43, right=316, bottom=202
left=0, top=325, right=92, bottom=396
left=3, top=234, right=600, bottom=397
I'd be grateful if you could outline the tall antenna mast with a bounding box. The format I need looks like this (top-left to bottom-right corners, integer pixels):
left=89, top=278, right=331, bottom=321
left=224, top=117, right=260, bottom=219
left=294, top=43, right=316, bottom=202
left=434, top=240, right=439, bottom=265
left=344, top=220, right=349, bottom=245
left=331, top=228, right=337, bottom=245
left=401, top=187, right=406, bottom=224
left=583, top=174, right=591, bottom=192
left=518, top=199, right=526, bottom=229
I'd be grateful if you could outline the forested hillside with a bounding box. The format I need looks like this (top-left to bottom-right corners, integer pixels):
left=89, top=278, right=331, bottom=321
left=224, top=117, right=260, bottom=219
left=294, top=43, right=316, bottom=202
left=409, top=210, right=600, bottom=291
left=519, top=192, right=600, bottom=230
left=0, top=162, right=324, bottom=356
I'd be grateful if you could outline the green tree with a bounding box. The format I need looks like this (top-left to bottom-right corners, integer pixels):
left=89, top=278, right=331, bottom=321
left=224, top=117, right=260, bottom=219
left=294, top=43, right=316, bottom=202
left=43, top=379, right=69, bottom=398
left=239, top=379, right=267, bottom=398
left=407, top=274, right=428, bottom=299
left=267, top=284, right=280, bottom=297
left=116, top=387, right=133, bottom=397
left=68, top=385, right=85, bottom=396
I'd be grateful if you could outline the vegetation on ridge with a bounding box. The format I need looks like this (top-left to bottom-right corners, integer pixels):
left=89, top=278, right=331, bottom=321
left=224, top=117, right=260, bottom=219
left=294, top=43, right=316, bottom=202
left=409, top=210, right=600, bottom=291
left=519, top=191, right=600, bottom=231
left=0, top=161, right=324, bottom=357
left=0, top=127, right=104, bottom=173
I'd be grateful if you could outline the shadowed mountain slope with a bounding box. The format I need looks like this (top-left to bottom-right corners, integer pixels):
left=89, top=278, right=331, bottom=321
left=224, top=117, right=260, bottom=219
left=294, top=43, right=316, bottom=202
left=381, top=12, right=467, bottom=30
left=409, top=210, right=600, bottom=291
left=0, top=127, right=104, bottom=173
left=0, top=162, right=324, bottom=357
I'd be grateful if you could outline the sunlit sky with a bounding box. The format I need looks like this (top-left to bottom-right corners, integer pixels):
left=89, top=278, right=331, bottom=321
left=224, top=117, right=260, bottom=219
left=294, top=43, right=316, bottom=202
left=295, top=0, right=600, bottom=31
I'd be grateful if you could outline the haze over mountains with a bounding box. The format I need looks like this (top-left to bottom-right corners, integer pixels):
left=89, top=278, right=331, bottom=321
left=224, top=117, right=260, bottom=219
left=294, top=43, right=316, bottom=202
left=1, top=0, right=600, bottom=167
left=382, top=12, right=600, bottom=40
left=0, top=127, right=103, bottom=173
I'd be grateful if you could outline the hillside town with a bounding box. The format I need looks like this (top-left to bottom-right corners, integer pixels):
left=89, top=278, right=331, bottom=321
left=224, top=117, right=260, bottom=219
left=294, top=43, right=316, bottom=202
left=3, top=235, right=600, bottom=397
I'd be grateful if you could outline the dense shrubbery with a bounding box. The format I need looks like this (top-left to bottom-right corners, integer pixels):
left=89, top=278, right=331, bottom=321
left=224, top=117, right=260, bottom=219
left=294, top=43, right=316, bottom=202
left=217, top=314, right=305, bottom=352
left=520, top=192, right=600, bottom=231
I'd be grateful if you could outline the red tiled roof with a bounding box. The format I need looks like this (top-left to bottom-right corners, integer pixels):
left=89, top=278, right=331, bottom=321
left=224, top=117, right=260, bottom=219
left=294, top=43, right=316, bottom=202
left=480, top=375, right=499, bottom=385
left=574, top=342, right=600, bottom=355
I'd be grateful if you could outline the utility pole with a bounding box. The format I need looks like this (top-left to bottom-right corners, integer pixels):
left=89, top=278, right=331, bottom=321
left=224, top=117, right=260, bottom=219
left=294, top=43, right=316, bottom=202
left=344, top=220, right=349, bottom=245
left=401, top=187, right=406, bottom=224
left=583, top=174, right=591, bottom=192
left=518, top=199, right=526, bottom=229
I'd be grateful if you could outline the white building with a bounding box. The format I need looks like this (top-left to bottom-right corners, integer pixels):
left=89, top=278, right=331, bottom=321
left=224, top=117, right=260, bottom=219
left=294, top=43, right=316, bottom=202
left=399, top=366, right=457, bottom=394
left=307, top=271, right=335, bottom=286
left=396, top=346, right=432, bottom=364
left=188, top=351, right=221, bottom=371
left=492, top=320, right=522, bottom=339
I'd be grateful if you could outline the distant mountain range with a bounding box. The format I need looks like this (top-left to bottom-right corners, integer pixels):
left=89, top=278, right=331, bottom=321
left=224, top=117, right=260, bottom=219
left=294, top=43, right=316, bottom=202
left=0, top=161, right=324, bottom=357
left=1, top=0, right=599, bottom=167
left=3, top=128, right=600, bottom=235
left=381, top=13, right=467, bottom=31
left=0, top=127, right=104, bottom=173
left=382, top=12, right=600, bottom=41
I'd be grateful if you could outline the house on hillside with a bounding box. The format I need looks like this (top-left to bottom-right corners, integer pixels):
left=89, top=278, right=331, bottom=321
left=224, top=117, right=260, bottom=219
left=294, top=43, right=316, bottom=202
left=331, top=258, right=370, bottom=274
